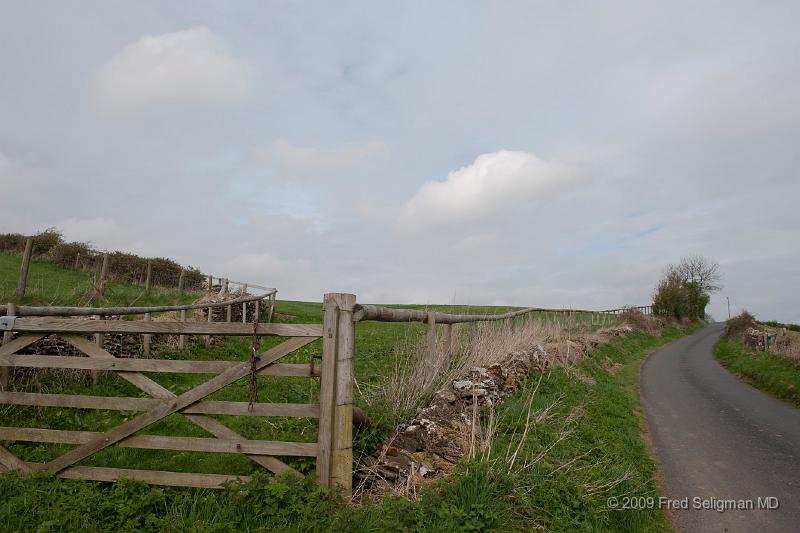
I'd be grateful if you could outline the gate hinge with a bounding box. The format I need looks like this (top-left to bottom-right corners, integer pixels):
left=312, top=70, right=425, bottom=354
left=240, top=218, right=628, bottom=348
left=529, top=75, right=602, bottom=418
left=0, top=316, right=16, bottom=331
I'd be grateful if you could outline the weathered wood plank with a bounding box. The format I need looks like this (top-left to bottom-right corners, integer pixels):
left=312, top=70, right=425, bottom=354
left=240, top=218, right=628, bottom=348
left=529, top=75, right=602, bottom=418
left=1, top=303, right=17, bottom=389
left=0, top=354, right=237, bottom=373
left=353, top=304, right=597, bottom=324
left=0, top=334, right=45, bottom=357
left=259, top=363, right=321, bottom=377
left=186, top=401, right=319, bottom=418
left=55, top=465, right=250, bottom=488
left=0, top=427, right=317, bottom=456
left=8, top=355, right=318, bottom=377
left=331, top=293, right=356, bottom=495
left=0, top=392, right=319, bottom=418
left=316, top=294, right=338, bottom=487
left=42, top=336, right=319, bottom=474
left=10, top=318, right=323, bottom=337
left=0, top=391, right=160, bottom=411
left=4, top=294, right=274, bottom=317
left=0, top=444, right=31, bottom=473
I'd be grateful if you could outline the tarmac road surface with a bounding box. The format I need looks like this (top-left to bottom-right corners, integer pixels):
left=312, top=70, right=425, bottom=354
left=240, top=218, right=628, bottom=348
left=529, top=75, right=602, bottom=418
left=640, top=323, right=800, bottom=532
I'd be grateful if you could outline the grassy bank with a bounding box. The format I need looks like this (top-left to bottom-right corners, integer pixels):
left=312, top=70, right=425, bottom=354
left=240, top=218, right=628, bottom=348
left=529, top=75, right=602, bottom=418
left=0, top=320, right=695, bottom=532
left=1, top=252, right=199, bottom=308
left=714, top=337, right=800, bottom=408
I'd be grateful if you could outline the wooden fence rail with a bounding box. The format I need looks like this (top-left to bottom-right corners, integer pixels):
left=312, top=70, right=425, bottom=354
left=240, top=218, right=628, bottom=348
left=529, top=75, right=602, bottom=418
left=354, top=303, right=652, bottom=324
left=0, top=293, right=276, bottom=317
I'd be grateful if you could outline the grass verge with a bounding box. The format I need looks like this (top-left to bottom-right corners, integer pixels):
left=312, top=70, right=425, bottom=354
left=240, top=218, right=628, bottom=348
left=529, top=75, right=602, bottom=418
left=714, top=337, right=800, bottom=408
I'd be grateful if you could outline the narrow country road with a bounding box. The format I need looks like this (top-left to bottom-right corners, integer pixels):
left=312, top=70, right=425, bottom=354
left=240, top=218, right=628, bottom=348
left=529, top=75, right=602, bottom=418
left=640, top=324, right=800, bottom=532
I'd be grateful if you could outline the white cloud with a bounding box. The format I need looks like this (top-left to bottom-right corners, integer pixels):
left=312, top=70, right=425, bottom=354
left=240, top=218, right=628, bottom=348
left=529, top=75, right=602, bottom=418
left=398, top=150, right=576, bottom=230
left=260, top=140, right=385, bottom=179
left=92, top=27, right=249, bottom=116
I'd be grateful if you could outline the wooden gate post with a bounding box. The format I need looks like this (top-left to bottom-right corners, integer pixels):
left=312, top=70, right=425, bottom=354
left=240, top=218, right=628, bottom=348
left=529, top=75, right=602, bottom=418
left=317, top=293, right=356, bottom=495
left=332, top=293, right=356, bottom=495
left=178, top=269, right=185, bottom=293
left=15, top=238, right=33, bottom=301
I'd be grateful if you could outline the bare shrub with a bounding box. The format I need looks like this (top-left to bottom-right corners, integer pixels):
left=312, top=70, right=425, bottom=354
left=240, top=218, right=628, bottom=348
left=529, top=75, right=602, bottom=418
left=48, top=240, right=94, bottom=269
left=31, top=227, right=64, bottom=255
left=725, top=310, right=757, bottom=338
left=0, top=232, right=26, bottom=253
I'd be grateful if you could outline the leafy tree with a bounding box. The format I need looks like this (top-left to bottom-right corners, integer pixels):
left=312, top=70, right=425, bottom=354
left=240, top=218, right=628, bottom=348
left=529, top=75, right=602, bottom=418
left=652, top=256, right=721, bottom=320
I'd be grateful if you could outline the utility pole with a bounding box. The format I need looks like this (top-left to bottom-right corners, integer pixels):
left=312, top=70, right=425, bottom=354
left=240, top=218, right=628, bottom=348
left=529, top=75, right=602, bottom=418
left=727, top=296, right=731, bottom=320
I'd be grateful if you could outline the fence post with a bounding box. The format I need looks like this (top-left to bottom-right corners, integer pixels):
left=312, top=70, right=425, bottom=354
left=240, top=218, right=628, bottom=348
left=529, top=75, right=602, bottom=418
left=145, top=261, right=152, bottom=293
left=317, top=294, right=338, bottom=488
left=207, top=275, right=213, bottom=291
left=95, top=253, right=109, bottom=298
left=1, top=303, right=17, bottom=389
left=178, top=269, right=185, bottom=293
left=15, top=237, right=33, bottom=301
left=179, top=309, right=186, bottom=350
left=330, top=293, right=356, bottom=495
left=226, top=302, right=232, bottom=322
left=143, top=313, right=151, bottom=355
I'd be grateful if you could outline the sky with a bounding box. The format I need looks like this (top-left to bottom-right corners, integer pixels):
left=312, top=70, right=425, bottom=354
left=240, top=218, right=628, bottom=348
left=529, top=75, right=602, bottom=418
left=1, top=1, right=798, bottom=322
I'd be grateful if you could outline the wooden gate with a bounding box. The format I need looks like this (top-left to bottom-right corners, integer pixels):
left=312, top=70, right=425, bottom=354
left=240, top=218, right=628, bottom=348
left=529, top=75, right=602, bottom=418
left=0, top=293, right=356, bottom=493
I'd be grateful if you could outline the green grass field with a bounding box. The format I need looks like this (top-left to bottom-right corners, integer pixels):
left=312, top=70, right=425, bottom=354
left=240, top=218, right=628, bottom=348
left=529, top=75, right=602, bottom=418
left=714, top=337, right=800, bottom=408
left=1, top=252, right=200, bottom=308
left=0, top=252, right=693, bottom=531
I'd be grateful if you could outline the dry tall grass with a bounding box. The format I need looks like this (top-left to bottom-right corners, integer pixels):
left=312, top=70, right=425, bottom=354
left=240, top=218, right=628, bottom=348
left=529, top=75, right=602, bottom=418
left=772, top=331, right=800, bottom=361
left=369, top=314, right=598, bottom=425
